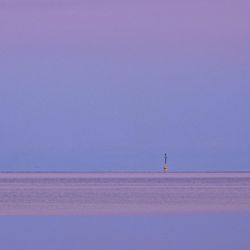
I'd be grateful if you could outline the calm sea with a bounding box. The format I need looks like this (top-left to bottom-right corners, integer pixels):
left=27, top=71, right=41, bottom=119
left=0, top=172, right=249, bottom=250
left=0, top=172, right=249, bottom=215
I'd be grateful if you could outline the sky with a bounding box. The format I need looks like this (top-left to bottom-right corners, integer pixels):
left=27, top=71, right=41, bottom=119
left=0, top=0, right=249, bottom=171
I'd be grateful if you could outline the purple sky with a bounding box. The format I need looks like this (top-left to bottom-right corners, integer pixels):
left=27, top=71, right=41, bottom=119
left=0, top=0, right=249, bottom=171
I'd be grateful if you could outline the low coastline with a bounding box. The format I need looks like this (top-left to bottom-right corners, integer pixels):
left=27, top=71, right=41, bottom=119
left=0, top=171, right=250, bottom=178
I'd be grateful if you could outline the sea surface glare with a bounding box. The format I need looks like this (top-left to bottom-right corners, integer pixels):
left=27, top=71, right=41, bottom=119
left=0, top=172, right=250, bottom=215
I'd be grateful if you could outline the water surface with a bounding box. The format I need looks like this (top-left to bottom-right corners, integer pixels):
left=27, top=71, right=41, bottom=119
left=0, top=215, right=250, bottom=250
left=0, top=172, right=249, bottom=215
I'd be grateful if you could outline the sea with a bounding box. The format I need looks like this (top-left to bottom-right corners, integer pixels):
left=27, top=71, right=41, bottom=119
left=0, top=172, right=249, bottom=250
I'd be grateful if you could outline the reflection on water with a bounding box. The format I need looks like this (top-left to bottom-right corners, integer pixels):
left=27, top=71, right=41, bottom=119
left=0, top=172, right=250, bottom=215
left=0, top=215, right=250, bottom=250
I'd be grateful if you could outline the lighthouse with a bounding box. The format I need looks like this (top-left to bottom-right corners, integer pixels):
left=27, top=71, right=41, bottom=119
left=163, top=153, right=169, bottom=173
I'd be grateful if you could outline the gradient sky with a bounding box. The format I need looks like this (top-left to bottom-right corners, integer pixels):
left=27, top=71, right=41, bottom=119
left=0, top=0, right=249, bottom=171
